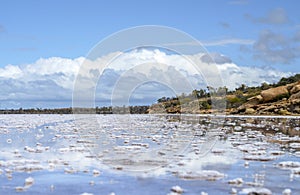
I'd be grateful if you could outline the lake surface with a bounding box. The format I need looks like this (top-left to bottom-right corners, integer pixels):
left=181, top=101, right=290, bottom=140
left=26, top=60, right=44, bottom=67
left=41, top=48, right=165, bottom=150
left=0, top=114, right=300, bottom=195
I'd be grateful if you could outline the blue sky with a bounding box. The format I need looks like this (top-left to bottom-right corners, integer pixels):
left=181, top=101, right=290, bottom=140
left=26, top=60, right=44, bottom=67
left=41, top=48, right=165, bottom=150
left=0, top=0, right=300, bottom=108
left=1, top=0, right=299, bottom=70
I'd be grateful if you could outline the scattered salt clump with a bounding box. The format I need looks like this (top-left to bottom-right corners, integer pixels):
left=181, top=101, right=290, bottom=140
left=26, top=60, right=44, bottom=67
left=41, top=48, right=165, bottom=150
left=228, top=178, right=243, bottom=185
left=171, top=185, right=184, bottom=194
left=282, top=188, right=292, bottom=195
left=240, top=187, right=272, bottom=195
left=25, top=177, right=34, bottom=187
left=178, top=170, right=225, bottom=181
left=277, top=161, right=300, bottom=168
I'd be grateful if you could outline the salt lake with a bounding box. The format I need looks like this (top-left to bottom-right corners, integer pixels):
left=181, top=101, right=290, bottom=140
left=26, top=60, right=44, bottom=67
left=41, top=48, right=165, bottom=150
left=0, top=114, right=299, bottom=195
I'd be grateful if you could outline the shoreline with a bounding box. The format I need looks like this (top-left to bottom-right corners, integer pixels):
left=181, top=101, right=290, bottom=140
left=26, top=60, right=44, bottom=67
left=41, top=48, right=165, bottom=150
left=0, top=112, right=300, bottom=118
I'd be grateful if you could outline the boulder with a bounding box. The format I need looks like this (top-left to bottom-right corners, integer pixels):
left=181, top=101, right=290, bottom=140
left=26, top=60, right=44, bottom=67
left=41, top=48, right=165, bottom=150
left=245, top=108, right=256, bottom=114
left=261, top=86, right=289, bottom=102
left=237, top=95, right=262, bottom=113
left=289, top=91, right=300, bottom=100
left=290, top=84, right=300, bottom=94
left=247, top=95, right=263, bottom=105
left=278, top=109, right=291, bottom=115
left=286, top=83, right=296, bottom=91
left=261, top=105, right=277, bottom=112
left=236, top=105, right=246, bottom=112
left=291, top=104, right=300, bottom=114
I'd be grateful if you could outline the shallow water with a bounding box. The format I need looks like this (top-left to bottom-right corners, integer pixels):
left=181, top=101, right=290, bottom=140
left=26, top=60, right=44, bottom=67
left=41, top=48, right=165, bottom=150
left=0, top=114, right=300, bottom=194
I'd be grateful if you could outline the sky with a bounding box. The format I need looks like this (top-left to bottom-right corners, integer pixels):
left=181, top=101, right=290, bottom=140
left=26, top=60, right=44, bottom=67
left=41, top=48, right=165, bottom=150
left=0, top=0, right=300, bottom=108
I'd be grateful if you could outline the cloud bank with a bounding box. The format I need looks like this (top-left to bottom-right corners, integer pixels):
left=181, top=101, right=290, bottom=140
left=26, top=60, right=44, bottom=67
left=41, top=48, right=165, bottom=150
left=0, top=49, right=292, bottom=108
left=252, top=30, right=300, bottom=64
left=246, top=8, right=290, bottom=25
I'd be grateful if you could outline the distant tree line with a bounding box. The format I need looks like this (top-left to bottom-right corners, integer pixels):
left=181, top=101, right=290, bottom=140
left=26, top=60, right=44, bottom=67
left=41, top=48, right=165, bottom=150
left=0, top=108, right=73, bottom=114
left=0, top=105, right=150, bottom=114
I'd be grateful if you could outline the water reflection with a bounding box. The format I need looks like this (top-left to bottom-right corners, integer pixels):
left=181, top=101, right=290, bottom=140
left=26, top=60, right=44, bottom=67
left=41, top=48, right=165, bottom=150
left=0, top=114, right=299, bottom=194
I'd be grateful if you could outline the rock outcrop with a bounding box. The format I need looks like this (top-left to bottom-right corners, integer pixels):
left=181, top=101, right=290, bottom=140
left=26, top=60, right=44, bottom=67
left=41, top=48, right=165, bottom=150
left=236, top=81, right=300, bottom=115
left=247, top=95, right=263, bottom=105
left=261, top=86, right=289, bottom=103
left=290, top=91, right=300, bottom=100
left=291, top=85, right=300, bottom=94
left=149, top=80, right=300, bottom=115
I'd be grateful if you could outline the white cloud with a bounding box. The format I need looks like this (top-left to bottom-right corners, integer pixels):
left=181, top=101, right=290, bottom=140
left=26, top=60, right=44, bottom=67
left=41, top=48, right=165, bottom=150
left=253, top=8, right=290, bottom=25
left=201, top=38, right=254, bottom=46
left=217, top=63, right=292, bottom=89
left=25, top=57, right=82, bottom=76
left=0, top=49, right=293, bottom=108
left=252, top=30, right=300, bottom=64
left=163, top=38, right=254, bottom=47
left=201, top=53, right=232, bottom=64
left=0, top=65, right=23, bottom=79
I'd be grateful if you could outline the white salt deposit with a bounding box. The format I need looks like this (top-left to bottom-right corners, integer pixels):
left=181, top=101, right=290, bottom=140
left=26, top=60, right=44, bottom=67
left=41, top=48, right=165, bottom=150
left=240, top=187, right=272, bottom=195
left=171, top=185, right=184, bottom=193
left=177, top=170, right=225, bottom=181
left=92, top=169, right=101, bottom=176
left=228, top=178, right=243, bottom=185
left=277, top=161, right=300, bottom=168
left=24, top=177, right=34, bottom=187
left=282, top=188, right=292, bottom=195
left=290, top=142, right=300, bottom=149
left=15, top=186, right=25, bottom=192
left=231, top=188, right=237, bottom=194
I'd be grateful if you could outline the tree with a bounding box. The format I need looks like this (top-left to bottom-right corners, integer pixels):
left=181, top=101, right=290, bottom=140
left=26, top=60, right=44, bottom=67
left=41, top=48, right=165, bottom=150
left=207, top=86, right=215, bottom=96
left=157, top=97, right=167, bottom=103
left=192, top=89, right=200, bottom=98
left=236, top=84, right=247, bottom=92
left=199, top=89, right=206, bottom=98
left=261, top=82, right=270, bottom=90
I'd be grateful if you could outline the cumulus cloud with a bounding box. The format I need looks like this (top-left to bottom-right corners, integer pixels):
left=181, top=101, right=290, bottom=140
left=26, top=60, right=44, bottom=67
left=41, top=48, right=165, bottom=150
left=247, top=8, right=290, bottom=25
left=0, top=57, right=83, bottom=108
left=0, top=65, right=23, bottom=79
left=201, top=53, right=232, bottom=64
left=0, top=49, right=293, bottom=108
left=252, top=29, right=300, bottom=64
left=217, top=63, right=291, bottom=89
